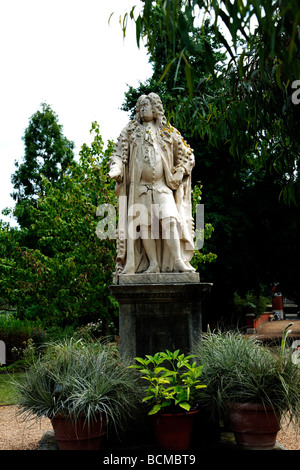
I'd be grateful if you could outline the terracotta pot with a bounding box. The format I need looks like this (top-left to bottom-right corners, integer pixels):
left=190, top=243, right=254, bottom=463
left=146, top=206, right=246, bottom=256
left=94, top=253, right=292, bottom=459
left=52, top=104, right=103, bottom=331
left=150, top=410, right=198, bottom=450
left=227, top=403, right=281, bottom=450
left=245, top=314, right=260, bottom=330
left=51, top=413, right=106, bottom=450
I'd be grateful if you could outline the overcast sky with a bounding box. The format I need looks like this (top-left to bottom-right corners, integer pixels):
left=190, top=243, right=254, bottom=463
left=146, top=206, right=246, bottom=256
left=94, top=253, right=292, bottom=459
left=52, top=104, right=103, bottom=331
left=0, top=0, right=152, bottom=225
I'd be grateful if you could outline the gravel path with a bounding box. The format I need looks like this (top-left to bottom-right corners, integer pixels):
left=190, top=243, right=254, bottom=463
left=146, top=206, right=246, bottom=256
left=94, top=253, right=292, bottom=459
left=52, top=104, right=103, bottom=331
left=277, top=417, right=300, bottom=450
left=0, top=405, right=298, bottom=450
left=0, top=405, right=51, bottom=450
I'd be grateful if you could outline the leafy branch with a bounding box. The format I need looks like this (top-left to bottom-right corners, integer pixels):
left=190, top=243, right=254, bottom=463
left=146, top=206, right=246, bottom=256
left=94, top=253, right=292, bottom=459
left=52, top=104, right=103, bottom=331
left=129, top=349, right=206, bottom=415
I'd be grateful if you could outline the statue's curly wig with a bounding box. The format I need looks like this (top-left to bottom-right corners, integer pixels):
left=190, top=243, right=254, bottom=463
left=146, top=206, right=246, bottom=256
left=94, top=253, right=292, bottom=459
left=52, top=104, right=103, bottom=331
left=135, top=93, right=167, bottom=128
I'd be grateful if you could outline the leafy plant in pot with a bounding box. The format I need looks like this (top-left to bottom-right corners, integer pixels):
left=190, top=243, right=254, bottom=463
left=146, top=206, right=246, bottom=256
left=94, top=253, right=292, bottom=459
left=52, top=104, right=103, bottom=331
left=13, top=337, right=138, bottom=450
left=193, top=325, right=300, bottom=450
left=129, top=349, right=206, bottom=450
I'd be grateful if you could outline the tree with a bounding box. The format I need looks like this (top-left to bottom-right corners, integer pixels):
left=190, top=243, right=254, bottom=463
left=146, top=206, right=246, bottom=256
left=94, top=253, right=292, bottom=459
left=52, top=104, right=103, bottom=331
left=11, top=103, right=76, bottom=228
left=119, top=0, right=300, bottom=203
left=125, top=1, right=300, bottom=77
left=119, top=1, right=300, bottom=323
left=1, top=123, right=118, bottom=330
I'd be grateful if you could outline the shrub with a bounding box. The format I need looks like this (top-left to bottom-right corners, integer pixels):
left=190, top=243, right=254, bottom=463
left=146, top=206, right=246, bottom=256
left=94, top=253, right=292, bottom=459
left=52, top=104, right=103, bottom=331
left=0, top=314, right=35, bottom=365
left=233, top=292, right=269, bottom=318
left=75, top=319, right=117, bottom=340
left=13, top=337, right=139, bottom=433
left=194, top=328, right=300, bottom=426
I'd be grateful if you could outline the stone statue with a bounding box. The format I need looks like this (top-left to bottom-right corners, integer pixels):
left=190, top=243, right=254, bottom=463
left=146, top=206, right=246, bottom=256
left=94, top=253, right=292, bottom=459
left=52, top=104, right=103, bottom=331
left=108, top=92, right=196, bottom=275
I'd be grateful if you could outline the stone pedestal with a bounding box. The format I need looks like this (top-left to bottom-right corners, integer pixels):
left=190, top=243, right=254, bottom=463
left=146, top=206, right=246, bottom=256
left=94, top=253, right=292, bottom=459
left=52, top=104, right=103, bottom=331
left=110, top=273, right=212, bottom=361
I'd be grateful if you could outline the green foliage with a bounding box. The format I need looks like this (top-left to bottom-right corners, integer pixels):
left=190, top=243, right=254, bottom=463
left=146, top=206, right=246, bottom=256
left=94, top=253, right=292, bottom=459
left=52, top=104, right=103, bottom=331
left=0, top=313, right=36, bottom=336
left=0, top=313, right=68, bottom=369
left=123, top=1, right=300, bottom=90
left=9, top=338, right=37, bottom=372
left=0, top=123, right=118, bottom=328
left=0, top=373, right=22, bottom=404
left=190, top=183, right=217, bottom=271
left=13, top=338, right=138, bottom=432
left=120, top=0, right=300, bottom=203
left=194, top=328, right=300, bottom=425
left=0, top=313, right=39, bottom=365
left=11, top=102, right=76, bottom=228
left=233, top=292, right=269, bottom=318
left=121, top=15, right=226, bottom=135
left=12, top=102, right=75, bottom=201
left=129, top=349, right=206, bottom=415
left=75, top=319, right=117, bottom=341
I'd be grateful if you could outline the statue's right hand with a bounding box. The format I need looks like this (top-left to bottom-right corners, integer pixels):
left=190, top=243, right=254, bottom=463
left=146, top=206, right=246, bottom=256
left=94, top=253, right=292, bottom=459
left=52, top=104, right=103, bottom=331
left=108, top=166, right=123, bottom=182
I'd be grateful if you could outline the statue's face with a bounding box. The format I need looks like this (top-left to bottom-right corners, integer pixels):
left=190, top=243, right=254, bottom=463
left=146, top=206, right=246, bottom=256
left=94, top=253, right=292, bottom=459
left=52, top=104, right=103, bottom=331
left=139, top=98, right=154, bottom=123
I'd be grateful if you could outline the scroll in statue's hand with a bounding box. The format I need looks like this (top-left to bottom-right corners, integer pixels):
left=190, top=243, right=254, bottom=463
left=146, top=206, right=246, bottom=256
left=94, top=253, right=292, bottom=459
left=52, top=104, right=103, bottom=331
left=172, top=167, right=185, bottom=185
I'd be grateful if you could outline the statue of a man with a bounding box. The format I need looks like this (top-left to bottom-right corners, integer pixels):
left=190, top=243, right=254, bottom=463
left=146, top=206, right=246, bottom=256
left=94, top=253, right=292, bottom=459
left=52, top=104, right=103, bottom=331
left=108, top=92, right=196, bottom=275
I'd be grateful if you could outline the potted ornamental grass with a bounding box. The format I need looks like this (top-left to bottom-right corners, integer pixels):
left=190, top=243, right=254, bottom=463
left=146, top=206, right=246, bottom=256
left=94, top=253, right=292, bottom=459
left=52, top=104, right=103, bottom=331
left=13, top=337, right=139, bottom=450
left=193, top=325, right=300, bottom=450
left=129, top=349, right=206, bottom=450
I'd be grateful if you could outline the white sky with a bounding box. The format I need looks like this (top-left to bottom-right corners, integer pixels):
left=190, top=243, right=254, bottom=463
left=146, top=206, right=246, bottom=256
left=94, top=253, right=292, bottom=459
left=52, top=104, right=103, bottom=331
left=0, top=0, right=152, bottom=225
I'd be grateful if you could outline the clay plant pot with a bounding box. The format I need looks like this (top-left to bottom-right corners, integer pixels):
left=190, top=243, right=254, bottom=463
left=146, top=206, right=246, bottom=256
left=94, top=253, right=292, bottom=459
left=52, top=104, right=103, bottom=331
left=227, top=403, right=281, bottom=450
left=51, top=413, right=106, bottom=450
left=150, top=410, right=198, bottom=450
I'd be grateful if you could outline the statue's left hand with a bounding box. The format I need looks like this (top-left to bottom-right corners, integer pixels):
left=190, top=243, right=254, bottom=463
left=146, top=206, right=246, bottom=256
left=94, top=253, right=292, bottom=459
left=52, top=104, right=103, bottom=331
left=173, top=167, right=185, bottom=184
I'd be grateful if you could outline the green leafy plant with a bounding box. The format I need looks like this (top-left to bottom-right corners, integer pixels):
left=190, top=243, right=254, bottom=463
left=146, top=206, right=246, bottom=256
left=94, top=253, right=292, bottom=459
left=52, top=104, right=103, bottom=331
left=233, top=291, right=269, bottom=318
left=0, top=123, right=117, bottom=329
left=193, top=326, right=300, bottom=426
left=75, top=319, right=117, bottom=340
left=129, top=349, right=206, bottom=415
left=13, top=337, right=138, bottom=432
left=0, top=313, right=39, bottom=365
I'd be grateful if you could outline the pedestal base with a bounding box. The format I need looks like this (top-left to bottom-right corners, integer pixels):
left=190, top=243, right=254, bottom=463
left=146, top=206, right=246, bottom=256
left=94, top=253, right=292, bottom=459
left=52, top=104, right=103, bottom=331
left=110, top=274, right=212, bottom=361
left=114, top=272, right=201, bottom=285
